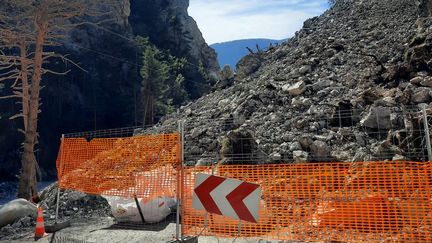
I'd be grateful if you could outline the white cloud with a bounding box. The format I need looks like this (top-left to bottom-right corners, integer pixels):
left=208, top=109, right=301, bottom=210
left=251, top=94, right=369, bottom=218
left=189, top=0, right=328, bottom=44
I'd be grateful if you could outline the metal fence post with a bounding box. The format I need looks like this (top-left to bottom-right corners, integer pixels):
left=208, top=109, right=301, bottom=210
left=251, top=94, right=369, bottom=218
left=55, top=134, right=65, bottom=223
left=421, top=104, right=432, bottom=161
left=176, top=121, right=182, bottom=240
left=181, top=119, right=185, bottom=240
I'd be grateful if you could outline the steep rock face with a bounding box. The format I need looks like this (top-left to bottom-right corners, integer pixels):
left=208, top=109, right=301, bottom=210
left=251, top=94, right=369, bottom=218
left=138, top=0, right=432, bottom=165
left=0, top=0, right=219, bottom=181
left=129, top=0, right=220, bottom=98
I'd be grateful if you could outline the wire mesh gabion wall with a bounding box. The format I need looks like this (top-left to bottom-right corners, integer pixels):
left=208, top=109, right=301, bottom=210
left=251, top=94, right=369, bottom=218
left=182, top=104, right=432, bottom=166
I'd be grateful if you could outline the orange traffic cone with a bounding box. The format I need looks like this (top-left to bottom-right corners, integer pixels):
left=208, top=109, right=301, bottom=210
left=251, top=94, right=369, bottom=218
left=34, top=207, right=46, bottom=240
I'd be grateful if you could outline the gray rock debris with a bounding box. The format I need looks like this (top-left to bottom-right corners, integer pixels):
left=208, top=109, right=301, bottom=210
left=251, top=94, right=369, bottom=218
left=135, top=0, right=432, bottom=164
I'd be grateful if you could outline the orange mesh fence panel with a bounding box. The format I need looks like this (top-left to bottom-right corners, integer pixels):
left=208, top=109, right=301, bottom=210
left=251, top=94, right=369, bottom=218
left=182, top=162, right=432, bottom=242
left=56, top=134, right=181, bottom=199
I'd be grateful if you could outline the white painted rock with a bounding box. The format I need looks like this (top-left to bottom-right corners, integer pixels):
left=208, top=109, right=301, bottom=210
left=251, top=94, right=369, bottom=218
left=0, top=199, right=37, bottom=228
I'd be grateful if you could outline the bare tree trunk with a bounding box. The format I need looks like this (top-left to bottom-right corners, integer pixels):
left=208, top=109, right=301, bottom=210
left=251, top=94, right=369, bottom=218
left=18, top=23, right=45, bottom=200
left=142, top=93, right=155, bottom=126
left=19, top=39, right=29, bottom=132
left=143, top=94, right=149, bottom=126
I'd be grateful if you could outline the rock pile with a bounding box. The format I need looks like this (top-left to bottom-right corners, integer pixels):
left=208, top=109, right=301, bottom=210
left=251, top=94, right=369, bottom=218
left=39, top=183, right=111, bottom=221
left=138, top=0, right=432, bottom=165
left=0, top=183, right=111, bottom=241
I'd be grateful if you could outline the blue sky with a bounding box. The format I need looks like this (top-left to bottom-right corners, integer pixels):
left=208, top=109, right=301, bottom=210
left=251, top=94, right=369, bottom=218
left=189, top=0, right=329, bottom=44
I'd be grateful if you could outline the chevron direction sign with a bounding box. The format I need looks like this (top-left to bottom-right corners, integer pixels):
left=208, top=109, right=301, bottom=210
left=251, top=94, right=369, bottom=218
left=192, top=173, right=262, bottom=223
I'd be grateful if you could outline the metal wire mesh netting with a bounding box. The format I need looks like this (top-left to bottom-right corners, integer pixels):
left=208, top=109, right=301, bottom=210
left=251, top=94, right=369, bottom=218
left=56, top=125, right=181, bottom=231
left=182, top=162, right=432, bottom=242
left=180, top=104, right=432, bottom=242
left=57, top=135, right=180, bottom=198
left=182, top=104, right=432, bottom=165
left=54, top=104, right=432, bottom=241
left=49, top=235, right=94, bottom=243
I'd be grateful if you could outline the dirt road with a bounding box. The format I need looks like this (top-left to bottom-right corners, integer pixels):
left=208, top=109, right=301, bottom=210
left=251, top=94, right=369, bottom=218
left=2, top=217, right=269, bottom=243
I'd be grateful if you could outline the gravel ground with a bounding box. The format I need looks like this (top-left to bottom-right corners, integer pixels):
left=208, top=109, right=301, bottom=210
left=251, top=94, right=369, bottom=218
left=0, top=217, right=275, bottom=243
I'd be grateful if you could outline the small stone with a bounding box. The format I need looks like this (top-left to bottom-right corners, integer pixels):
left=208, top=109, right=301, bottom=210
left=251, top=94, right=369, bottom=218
left=291, top=97, right=302, bottom=107
left=218, top=98, right=230, bottom=109
left=289, top=142, right=302, bottom=151
left=271, top=152, right=282, bottom=161
left=302, top=98, right=313, bottom=107
left=420, top=77, right=432, bottom=87
left=410, top=76, right=424, bottom=85
left=11, top=221, right=21, bottom=228
left=331, top=151, right=351, bottom=161
left=282, top=81, right=306, bottom=96
left=355, top=133, right=367, bottom=146
left=298, top=135, right=313, bottom=150
left=381, top=96, right=396, bottom=105
left=191, top=128, right=205, bottom=139
left=185, top=108, right=193, bottom=116
left=299, top=65, right=312, bottom=75
left=310, top=140, right=330, bottom=160
left=293, top=151, right=309, bottom=162
left=330, top=89, right=340, bottom=96
left=0, top=225, right=15, bottom=235
left=412, top=88, right=430, bottom=103
left=20, top=216, right=32, bottom=227
left=393, top=154, right=406, bottom=161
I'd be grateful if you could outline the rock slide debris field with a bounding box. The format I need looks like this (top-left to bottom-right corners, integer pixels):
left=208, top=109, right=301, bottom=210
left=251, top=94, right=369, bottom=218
left=3, top=0, right=432, bottom=242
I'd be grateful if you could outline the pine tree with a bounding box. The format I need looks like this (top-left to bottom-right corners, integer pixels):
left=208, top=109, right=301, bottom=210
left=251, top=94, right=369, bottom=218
left=136, top=36, right=187, bottom=125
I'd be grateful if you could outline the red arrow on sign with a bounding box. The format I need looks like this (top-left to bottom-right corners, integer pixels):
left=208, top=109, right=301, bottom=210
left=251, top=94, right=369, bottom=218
left=194, top=174, right=225, bottom=215
left=192, top=173, right=262, bottom=223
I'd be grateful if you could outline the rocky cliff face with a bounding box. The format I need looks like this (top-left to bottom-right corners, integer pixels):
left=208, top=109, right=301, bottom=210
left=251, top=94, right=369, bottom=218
left=0, top=0, right=219, bottom=181
left=138, top=0, right=432, bottom=165
left=129, top=0, right=220, bottom=97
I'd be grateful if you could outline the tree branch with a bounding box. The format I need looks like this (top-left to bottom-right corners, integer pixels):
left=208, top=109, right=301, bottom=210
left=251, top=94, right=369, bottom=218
left=0, top=94, right=19, bottom=99
left=42, top=68, right=71, bottom=76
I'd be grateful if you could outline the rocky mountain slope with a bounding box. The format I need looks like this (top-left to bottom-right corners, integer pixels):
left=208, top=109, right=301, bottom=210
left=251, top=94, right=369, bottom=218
left=0, top=0, right=219, bottom=180
left=140, top=0, right=432, bottom=165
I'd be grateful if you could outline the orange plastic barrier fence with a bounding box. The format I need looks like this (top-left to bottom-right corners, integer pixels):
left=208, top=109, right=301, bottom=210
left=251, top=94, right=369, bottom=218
left=182, top=162, right=432, bottom=242
left=56, top=134, right=181, bottom=199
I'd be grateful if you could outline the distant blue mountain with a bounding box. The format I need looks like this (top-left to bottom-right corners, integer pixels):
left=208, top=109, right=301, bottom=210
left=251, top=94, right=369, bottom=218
left=211, top=38, right=285, bottom=70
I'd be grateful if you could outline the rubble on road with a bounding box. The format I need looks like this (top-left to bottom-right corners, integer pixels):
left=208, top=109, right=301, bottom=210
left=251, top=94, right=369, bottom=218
left=0, top=183, right=111, bottom=241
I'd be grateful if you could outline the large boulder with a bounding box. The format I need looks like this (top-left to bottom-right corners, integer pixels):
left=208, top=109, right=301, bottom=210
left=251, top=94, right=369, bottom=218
left=0, top=199, right=37, bottom=228
left=311, top=140, right=330, bottom=161
left=360, top=106, right=392, bottom=130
